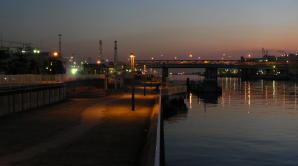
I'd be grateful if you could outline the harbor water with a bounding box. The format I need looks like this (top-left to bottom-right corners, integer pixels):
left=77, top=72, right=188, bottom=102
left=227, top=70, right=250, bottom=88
left=165, top=76, right=298, bottom=166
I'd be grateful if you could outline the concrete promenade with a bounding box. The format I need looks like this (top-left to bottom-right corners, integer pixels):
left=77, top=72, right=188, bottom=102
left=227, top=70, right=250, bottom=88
left=0, top=89, right=158, bottom=166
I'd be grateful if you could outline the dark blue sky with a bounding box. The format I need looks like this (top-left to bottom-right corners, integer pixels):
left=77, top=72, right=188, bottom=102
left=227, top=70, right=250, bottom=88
left=1, top=0, right=298, bottom=61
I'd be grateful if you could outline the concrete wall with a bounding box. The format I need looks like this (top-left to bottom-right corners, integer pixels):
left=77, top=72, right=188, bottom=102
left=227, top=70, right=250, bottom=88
left=140, top=98, right=161, bottom=166
left=0, top=84, right=66, bottom=117
left=140, top=86, right=186, bottom=166
left=0, top=78, right=104, bottom=117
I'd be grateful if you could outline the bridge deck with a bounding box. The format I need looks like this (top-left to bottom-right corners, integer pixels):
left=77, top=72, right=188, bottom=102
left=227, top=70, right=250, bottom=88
left=136, top=60, right=288, bottom=69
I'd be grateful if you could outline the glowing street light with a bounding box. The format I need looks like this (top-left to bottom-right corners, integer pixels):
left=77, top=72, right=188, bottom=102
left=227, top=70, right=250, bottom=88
left=71, top=68, right=78, bottom=75
left=33, top=49, right=40, bottom=54
left=96, top=60, right=101, bottom=64
left=52, top=51, right=59, bottom=57
left=130, top=53, right=136, bottom=72
left=129, top=53, right=136, bottom=111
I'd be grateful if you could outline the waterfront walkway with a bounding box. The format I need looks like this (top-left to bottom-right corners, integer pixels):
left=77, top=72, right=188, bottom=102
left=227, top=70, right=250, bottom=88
left=0, top=89, right=158, bottom=166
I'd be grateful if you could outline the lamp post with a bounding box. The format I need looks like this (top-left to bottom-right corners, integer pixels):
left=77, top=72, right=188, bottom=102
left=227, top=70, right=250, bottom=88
left=130, top=53, right=135, bottom=72
left=52, top=51, right=59, bottom=58
left=130, top=53, right=136, bottom=111
left=58, top=34, right=62, bottom=58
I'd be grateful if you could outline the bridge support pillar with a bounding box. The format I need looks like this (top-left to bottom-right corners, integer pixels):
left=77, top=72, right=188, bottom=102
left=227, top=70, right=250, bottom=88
left=162, top=67, right=168, bottom=86
left=204, top=68, right=218, bottom=82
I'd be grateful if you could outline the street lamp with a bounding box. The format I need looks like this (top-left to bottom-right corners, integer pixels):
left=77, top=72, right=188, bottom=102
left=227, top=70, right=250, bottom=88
left=129, top=53, right=136, bottom=111
left=52, top=51, right=59, bottom=57
left=33, top=49, right=40, bottom=54
left=130, top=53, right=135, bottom=72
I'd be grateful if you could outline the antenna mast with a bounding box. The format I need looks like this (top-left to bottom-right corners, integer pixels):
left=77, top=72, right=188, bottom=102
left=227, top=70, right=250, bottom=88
left=114, top=40, right=118, bottom=65
left=99, top=40, right=103, bottom=61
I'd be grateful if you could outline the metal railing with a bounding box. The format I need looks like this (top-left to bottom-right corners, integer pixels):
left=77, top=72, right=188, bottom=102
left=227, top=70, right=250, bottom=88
left=0, top=74, right=105, bottom=86
left=154, top=86, right=187, bottom=166
left=136, top=60, right=289, bottom=67
left=154, top=95, right=162, bottom=166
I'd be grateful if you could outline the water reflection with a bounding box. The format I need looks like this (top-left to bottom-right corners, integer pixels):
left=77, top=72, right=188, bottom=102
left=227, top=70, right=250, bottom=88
left=164, top=95, right=189, bottom=121
left=218, top=78, right=298, bottom=111
left=165, top=77, right=298, bottom=166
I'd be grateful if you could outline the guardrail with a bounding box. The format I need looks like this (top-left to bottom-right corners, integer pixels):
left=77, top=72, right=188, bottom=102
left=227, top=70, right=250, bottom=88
left=140, top=85, right=186, bottom=166
left=154, top=95, right=162, bottom=166
left=154, top=86, right=186, bottom=166
left=0, top=84, right=66, bottom=117
left=0, top=74, right=105, bottom=86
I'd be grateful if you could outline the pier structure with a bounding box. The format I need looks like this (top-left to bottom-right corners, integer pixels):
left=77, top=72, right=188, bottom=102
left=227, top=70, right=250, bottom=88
left=0, top=74, right=185, bottom=166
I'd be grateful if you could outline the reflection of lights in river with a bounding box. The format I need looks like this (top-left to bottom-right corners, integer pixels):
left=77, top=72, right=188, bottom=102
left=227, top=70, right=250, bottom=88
left=273, top=81, right=276, bottom=97
left=189, top=93, right=192, bottom=109
left=248, top=82, right=251, bottom=108
left=283, top=83, right=286, bottom=107
left=295, top=83, right=297, bottom=109
left=244, top=82, right=247, bottom=103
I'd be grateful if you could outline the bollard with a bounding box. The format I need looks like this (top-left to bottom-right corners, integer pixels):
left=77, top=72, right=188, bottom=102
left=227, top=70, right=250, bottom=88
left=143, top=85, right=146, bottom=96
left=131, top=84, right=135, bottom=111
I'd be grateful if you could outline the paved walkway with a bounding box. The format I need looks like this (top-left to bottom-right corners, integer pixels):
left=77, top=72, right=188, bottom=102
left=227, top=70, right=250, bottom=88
left=0, top=91, right=157, bottom=166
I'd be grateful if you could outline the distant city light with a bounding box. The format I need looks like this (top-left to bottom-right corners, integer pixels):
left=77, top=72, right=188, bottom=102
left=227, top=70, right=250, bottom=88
left=189, top=53, right=193, bottom=58
left=96, top=60, right=101, bottom=64
left=33, top=49, right=40, bottom=54
left=248, top=54, right=252, bottom=58
left=53, top=51, right=59, bottom=57
left=71, top=68, right=78, bottom=75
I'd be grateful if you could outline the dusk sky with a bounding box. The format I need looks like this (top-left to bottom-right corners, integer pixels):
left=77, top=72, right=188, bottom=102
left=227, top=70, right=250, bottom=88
left=1, top=0, right=298, bottom=61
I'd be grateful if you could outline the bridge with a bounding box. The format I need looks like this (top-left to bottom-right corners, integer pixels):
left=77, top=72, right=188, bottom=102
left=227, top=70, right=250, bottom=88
left=136, top=59, right=289, bottom=82
left=136, top=60, right=287, bottom=69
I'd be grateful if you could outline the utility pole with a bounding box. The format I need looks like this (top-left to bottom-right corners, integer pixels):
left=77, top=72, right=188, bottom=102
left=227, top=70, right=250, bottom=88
left=0, top=33, right=3, bottom=48
left=58, top=34, right=62, bottom=57
left=99, top=40, right=103, bottom=61
left=114, top=40, right=118, bottom=67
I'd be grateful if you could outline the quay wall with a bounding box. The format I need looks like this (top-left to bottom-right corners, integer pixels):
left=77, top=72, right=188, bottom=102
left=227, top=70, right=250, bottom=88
left=140, top=86, right=186, bottom=166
